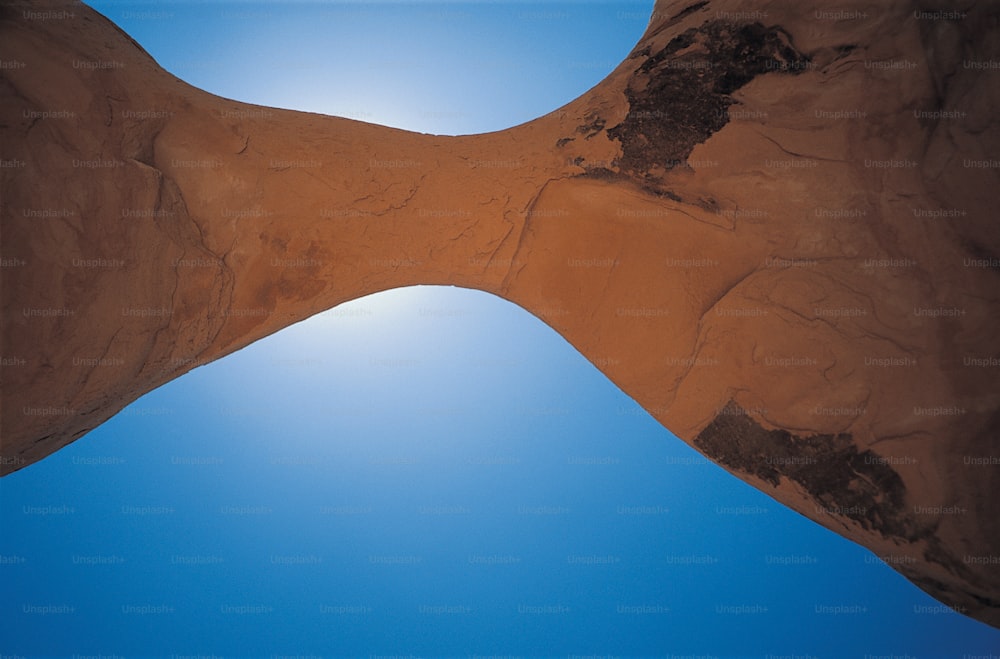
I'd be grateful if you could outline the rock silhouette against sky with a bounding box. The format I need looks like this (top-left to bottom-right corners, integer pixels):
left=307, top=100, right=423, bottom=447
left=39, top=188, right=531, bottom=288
left=2, top=0, right=998, bottom=628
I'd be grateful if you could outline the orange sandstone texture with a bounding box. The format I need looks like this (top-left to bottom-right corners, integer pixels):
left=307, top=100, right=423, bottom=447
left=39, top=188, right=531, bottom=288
left=2, top=0, right=998, bottom=627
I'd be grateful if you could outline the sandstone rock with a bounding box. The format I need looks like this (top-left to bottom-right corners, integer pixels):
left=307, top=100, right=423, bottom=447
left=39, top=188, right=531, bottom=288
left=2, top=0, right=998, bottom=627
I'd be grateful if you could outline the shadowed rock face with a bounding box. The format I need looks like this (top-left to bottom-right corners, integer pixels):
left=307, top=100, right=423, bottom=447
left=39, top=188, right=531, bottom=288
left=2, top=0, right=998, bottom=627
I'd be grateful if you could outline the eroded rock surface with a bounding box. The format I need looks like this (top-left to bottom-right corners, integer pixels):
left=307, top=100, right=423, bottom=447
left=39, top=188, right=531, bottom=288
left=2, top=0, right=998, bottom=627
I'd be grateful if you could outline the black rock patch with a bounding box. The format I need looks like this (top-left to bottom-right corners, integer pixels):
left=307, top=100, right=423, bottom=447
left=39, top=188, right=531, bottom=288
left=694, top=402, right=919, bottom=541
left=606, top=20, right=811, bottom=184
left=668, top=1, right=710, bottom=25
left=575, top=112, right=607, bottom=140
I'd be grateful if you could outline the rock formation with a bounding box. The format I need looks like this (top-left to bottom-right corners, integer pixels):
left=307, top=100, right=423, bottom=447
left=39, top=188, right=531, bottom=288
left=2, top=0, right=998, bottom=627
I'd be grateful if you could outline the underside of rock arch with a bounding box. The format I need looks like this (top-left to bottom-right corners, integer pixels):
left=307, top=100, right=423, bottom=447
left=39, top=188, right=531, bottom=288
left=2, top=0, right=999, bottom=627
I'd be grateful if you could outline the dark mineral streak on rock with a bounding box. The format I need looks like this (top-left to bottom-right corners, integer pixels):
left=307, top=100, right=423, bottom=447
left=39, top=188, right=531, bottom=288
left=695, top=402, right=917, bottom=540
left=898, top=565, right=1000, bottom=618
left=667, top=1, right=710, bottom=25
left=608, top=20, right=810, bottom=182
left=575, top=112, right=607, bottom=140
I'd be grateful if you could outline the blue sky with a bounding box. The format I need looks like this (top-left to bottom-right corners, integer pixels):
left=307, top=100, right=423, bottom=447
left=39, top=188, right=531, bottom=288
left=104, top=0, right=654, bottom=135
left=2, top=2, right=999, bottom=658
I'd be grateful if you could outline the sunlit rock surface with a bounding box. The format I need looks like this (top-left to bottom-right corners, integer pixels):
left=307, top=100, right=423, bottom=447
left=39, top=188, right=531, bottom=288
left=2, top=0, right=998, bottom=627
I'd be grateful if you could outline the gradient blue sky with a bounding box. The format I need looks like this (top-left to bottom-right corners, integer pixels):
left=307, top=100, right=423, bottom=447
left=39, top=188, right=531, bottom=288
left=2, top=2, right=999, bottom=658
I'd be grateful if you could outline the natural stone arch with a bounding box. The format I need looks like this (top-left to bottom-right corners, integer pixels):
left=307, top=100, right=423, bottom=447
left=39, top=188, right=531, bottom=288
left=2, top=0, right=998, bottom=627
